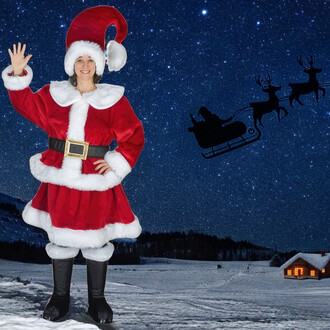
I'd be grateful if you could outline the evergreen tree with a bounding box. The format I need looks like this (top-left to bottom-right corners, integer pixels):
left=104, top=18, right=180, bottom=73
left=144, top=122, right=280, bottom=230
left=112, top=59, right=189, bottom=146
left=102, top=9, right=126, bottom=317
left=269, top=253, right=283, bottom=267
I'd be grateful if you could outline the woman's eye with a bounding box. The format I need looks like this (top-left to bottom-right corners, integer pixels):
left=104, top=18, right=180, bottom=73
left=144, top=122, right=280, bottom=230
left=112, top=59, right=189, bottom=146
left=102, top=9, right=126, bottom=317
left=88, top=59, right=94, bottom=63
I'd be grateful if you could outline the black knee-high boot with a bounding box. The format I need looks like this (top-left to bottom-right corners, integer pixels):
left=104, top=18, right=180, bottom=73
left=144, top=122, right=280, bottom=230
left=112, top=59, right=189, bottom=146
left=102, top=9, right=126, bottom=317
left=86, top=259, right=113, bottom=324
left=43, top=258, right=74, bottom=321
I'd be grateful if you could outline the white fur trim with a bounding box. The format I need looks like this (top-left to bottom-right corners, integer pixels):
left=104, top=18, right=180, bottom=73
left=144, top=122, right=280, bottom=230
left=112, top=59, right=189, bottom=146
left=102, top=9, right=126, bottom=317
left=49, top=81, right=81, bottom=106
left=83, top=84, right=125, bottom=109
left=64, top=41, right=105, bottom=76
left=81, top=242, right=115, bottom=262
left=49, top=80, right=124, bottom=109
left=104, top=150, right=131, bottom=179
left=59, top=100, right=87, bottom=180
left=66, top=100, right=88, bottom=141
left=22, top=201, right=142, bottom=249
left=29, top=99, right=126, bottom=191
left=30, top=153, right=123, bottom=191
left=106, top=40, right=127, bottom=72
left=2, top=65, right=33, bottom=90
left=45, top=243, right=79, bottom=259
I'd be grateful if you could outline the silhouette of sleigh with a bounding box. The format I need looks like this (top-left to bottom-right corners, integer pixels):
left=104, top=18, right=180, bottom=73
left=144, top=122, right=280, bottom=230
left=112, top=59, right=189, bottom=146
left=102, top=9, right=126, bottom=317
left=188, top=115, right=261, bottom=159
left=188, top=57, right=329, bottom=159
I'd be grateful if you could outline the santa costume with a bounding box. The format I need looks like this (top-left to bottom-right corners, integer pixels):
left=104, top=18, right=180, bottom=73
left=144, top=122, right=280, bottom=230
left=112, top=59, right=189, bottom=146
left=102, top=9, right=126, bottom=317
left=2, top=6, right=144, bottom=323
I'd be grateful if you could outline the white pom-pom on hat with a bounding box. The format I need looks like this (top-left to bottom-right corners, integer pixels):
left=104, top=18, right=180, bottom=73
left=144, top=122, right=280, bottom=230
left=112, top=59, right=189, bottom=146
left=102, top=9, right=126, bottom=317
left=106, top=40, right=127, bottom=72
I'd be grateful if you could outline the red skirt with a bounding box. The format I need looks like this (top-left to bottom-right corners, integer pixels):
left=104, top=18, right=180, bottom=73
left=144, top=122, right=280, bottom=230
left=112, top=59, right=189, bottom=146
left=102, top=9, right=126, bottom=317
left=31, top=182, right=135, bottom=230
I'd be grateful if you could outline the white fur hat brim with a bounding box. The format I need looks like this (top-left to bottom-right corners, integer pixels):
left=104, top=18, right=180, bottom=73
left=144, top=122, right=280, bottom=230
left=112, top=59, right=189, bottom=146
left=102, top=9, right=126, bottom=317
left=64, top=40, right=105, bottom=76
left=64, top=40, right=127, bottom=76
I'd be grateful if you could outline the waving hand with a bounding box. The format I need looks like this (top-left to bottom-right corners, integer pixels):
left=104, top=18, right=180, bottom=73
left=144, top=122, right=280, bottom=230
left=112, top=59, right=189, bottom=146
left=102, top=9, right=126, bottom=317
left=8, top=42, right=33, bottom=76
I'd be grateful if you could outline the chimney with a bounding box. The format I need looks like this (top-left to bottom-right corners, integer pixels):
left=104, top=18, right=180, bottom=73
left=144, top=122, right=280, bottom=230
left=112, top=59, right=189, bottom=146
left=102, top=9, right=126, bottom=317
left=321, top=250, right=325, bottom=257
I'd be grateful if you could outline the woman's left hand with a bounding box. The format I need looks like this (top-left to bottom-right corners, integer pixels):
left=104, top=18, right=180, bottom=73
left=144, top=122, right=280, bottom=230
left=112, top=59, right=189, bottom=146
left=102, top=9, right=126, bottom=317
left=94, top=159, right=112, bottom=174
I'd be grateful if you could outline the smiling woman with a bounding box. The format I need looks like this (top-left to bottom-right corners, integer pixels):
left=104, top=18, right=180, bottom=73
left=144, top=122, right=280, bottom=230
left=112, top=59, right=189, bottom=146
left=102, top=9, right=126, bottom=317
left=69, top=55, right=102, bottom=90
left=1, top=5, right=144, bottom=325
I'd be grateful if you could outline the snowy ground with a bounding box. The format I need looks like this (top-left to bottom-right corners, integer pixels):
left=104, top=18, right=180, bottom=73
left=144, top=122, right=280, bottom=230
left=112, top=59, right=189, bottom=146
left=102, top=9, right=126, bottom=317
left=0, top=258, right=330, bottom=330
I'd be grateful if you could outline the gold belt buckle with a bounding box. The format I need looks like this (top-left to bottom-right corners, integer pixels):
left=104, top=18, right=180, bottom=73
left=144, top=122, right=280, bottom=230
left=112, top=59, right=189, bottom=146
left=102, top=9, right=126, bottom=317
left=64, top=139, right=89, bottom=160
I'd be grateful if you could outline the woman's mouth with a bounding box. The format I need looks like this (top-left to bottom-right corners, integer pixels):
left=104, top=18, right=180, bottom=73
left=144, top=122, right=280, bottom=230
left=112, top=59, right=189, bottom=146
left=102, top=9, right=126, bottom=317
left=81, top=70, right=90, bottom=74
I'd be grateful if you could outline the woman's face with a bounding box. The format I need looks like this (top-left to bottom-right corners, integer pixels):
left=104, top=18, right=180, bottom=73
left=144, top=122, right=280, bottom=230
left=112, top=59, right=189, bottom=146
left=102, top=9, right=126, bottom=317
left=74, top=55, right=96, bottom=83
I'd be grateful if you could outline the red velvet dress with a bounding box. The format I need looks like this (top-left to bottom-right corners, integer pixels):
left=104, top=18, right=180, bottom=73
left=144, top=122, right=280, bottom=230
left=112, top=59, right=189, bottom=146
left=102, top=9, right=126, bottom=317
left=3, top=65, right=144, bottom=248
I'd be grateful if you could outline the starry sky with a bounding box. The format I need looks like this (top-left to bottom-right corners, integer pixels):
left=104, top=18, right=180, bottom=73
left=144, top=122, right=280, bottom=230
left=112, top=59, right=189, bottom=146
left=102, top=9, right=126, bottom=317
left=0, top=0, right=329, bottom=252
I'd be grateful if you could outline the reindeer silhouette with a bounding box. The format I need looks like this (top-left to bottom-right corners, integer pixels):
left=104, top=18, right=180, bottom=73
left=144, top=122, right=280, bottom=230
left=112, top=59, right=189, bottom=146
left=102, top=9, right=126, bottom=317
left=250, top=74, right=288, bottom=128
left=289, top=56, right=326, bottom=107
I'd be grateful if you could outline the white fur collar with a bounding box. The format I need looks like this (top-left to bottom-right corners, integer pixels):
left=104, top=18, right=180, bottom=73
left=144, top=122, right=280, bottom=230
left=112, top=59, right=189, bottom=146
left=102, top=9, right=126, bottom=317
left=49, top=80, right=125, bottom=109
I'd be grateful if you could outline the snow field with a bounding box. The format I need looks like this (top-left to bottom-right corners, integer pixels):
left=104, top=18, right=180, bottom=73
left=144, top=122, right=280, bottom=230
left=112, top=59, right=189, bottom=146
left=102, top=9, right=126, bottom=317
left=0, top=258, right=330, bottom=329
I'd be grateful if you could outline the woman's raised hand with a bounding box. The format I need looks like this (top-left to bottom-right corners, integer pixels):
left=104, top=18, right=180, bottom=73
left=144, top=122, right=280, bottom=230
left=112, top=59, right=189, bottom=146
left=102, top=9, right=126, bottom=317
left=8, top=42, right=33, bottom=76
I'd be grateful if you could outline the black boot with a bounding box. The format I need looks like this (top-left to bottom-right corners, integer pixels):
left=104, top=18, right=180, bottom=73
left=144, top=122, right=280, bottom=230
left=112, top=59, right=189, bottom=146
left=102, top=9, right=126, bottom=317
left=43, top=258, right=74, bottom=321
left=86, top=259, right=113, bottom=324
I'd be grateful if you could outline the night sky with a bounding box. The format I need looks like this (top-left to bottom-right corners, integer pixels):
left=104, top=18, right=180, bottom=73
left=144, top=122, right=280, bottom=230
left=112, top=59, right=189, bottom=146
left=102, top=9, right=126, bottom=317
left=0, top=0, right=329, bottom=252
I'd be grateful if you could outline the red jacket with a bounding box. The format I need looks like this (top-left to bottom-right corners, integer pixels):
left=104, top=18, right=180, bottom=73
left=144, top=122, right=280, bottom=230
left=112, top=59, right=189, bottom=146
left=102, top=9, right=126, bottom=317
left=2, top=65, right=145, bottom=248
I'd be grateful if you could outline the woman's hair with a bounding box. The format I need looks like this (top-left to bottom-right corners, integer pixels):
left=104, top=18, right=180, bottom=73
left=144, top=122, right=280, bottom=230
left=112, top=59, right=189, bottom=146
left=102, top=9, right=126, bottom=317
left=69, top=72, right=102, bottom=87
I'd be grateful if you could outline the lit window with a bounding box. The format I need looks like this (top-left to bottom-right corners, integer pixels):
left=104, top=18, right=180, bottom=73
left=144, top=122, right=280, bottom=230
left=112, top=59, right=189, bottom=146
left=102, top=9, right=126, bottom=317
left=322, top=268, right=325, bottom=273
left=310, top=270, right=315, bottom=276
left=287, top=269, right=292, bottom=276
left=294, top=267, right=303, bottom=276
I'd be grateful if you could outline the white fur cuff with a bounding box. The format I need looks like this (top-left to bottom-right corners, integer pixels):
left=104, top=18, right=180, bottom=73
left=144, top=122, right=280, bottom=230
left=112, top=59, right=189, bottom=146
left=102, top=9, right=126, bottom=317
left=45, top=243, right=79, bottom=259
left=104, top=150, right=131, bottom=180
left=81, top=242, right=115, bottom=262
left=2, top=65, right=33, bottom=91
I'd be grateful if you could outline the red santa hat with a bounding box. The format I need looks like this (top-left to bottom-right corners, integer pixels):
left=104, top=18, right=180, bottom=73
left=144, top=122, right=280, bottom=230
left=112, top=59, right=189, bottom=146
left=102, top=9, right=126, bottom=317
left=64, top=6, right=128, bottom=76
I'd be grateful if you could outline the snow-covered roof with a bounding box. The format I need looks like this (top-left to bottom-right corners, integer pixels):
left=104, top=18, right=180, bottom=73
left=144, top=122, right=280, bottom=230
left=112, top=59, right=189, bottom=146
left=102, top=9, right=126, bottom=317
left=281, top=252, right=330, bottom=271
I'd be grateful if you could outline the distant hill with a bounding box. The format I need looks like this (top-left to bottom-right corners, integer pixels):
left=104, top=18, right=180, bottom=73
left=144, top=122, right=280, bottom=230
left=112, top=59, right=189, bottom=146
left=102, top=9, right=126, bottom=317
left=0, top=192, right=48, bottom=246
left=0, top=191, right=26, bottom=213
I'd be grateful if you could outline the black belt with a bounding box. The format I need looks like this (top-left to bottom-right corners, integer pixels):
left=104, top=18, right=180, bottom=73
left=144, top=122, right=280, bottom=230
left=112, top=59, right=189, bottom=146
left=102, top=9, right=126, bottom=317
left=48, top=136, right=109, bottom=160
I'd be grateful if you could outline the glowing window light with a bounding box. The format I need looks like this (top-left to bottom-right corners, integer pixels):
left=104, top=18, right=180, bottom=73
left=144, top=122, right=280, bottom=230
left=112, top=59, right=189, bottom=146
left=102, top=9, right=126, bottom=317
left=287, top=269, right=292, bottom=276
left=310, top=270, right=316, bottom=276
left=322, top=268, right=326, bottom=273
left=294, top=267, right=303, bottom=276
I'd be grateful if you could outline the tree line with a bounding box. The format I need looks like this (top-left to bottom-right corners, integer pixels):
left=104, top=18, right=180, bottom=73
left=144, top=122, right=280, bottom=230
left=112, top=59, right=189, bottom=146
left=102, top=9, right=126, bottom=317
left=0, top=231, right=277, bottom=264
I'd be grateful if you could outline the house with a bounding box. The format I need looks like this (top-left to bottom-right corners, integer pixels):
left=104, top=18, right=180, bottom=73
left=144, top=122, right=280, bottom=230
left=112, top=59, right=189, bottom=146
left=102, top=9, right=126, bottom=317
left=281, top=251, right=330, bottom=280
